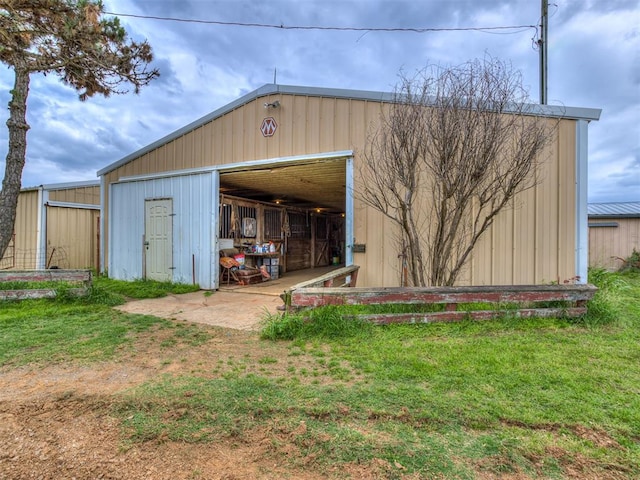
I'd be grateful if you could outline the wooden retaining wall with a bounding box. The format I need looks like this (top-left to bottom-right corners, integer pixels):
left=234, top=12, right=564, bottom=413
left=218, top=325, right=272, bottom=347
left=280, top=265, right=360, bottom=309
left=0, top=269, right=93, bottom=300
left=286, top=283, right=598, bottom=323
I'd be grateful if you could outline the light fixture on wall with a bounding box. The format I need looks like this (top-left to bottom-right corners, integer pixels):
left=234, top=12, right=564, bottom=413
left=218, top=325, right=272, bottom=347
left=264, top=100, right=280, bottom=109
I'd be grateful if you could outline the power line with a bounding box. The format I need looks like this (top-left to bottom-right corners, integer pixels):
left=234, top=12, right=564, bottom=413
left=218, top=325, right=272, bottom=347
left=105, top=11, right=538, bottom=35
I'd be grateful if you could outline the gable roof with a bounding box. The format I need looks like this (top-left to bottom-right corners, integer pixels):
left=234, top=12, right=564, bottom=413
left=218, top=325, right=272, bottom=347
left=588, top=202, right=640, bottom=218
left=97, top=83, right=602, bottom=177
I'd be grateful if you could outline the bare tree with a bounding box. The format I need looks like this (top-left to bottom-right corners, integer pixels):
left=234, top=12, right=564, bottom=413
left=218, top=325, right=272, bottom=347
left=359, top=58, right=556, bottom=286
left=0, top=0, right=159, bottom=260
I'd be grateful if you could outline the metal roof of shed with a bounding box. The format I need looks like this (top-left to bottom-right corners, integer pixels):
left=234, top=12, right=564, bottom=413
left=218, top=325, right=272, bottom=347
left=97, top=83, right=602, bottom=177
left=20, top=179, right=100, bottom=192
left=588, top=202, right=640, bottom=218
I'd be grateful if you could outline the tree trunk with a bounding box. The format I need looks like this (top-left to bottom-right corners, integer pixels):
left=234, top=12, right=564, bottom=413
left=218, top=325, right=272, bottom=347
left=0, top=68, right=30, bottom=260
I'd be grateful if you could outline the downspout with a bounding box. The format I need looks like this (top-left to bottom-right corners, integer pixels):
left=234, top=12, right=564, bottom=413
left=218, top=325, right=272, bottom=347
left=575, top=120, right=589, bottom=284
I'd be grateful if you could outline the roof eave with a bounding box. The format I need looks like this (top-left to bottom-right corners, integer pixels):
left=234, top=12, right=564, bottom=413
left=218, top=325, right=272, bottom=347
left=20, top=179, right=100, bottom=192
left=42, top=179, right=101, bottom=191
left=589, top=214, right=640, bottom=219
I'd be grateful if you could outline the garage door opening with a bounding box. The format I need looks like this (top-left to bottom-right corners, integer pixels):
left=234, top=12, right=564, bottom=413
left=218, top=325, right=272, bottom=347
left=217, top=155, right=352, bottom=282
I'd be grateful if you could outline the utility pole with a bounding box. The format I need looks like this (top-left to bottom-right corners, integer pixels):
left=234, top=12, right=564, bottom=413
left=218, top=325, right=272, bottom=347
left=539, top=0, right=548, bottom=104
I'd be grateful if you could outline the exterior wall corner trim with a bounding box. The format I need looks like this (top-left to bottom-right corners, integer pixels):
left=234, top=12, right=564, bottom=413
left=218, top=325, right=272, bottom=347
left=575, top=120, right=589, bottom=284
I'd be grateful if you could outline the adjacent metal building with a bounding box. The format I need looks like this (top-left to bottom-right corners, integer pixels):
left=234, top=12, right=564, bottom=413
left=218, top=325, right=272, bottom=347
left=0, top=180, right=101, bottom=270
left=98, top=84, right=601, bottom=289
left=588, top=202, right=640, bottom=270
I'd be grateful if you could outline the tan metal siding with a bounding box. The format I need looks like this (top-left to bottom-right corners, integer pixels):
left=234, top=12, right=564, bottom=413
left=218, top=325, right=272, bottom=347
left=589, top=218, right=640, bottom=270
left=468, top=119, right=576, bottom=285
left=48, top=186, right=100, bottom=205
left=103, top=94, right=580, bottom=287
left=6, top=190, right=39, bottom=269
left=351, top=103, right=388, bottom=286
left=233, top=102, right=246, bottom=161
left=512, top=187, right=537, bottom=284
left=104, top=96, right=375, bottom=181
left=557, top=120, right=577, bottom=281
left=46, top=206, right=99, bottom=269
left=536, top=124, right=560, bottom=283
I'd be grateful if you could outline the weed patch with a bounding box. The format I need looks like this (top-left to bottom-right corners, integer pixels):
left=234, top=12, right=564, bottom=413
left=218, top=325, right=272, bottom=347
left=261, top=306, right=373, bottom=341
left=94, top=276, right=200, bottom=299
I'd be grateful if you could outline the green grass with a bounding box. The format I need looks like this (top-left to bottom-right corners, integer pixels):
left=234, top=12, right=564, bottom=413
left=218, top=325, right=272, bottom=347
left=0, top=302, right=163, bottom=365
left=3, top=270, right=639, bottom=477
left=94, top=276, right=200, bottom=299
left=0, top=277, right=202, bottom=366
left=114, top=270, right=640, bottom=478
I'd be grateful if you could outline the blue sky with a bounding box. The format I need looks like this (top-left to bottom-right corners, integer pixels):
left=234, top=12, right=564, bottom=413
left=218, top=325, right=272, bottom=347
left=0, top=0, right=638, bottom=202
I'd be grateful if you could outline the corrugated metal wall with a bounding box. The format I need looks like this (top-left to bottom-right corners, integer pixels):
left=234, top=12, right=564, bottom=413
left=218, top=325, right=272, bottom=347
left=103, top=93, right=580, bottom=287
left=3, top=190, right=39, bottom=269
left=46, top=206, right=99, bottom=269
left=49, top=186, right=100, bottom=204
left=589, top=218, right=640, bottom=270
left=462, top=118, right=577, bottom=285
left=110, top=172, right=216, bottom=288
left=2, top=187, right=102, bottom=270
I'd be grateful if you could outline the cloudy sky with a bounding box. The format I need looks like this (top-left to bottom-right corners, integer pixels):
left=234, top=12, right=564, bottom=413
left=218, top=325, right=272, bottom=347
left=0, top=0, right=638, bottom=202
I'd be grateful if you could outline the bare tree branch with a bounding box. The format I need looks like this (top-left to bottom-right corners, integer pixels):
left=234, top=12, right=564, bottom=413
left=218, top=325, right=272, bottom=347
left=358, top=57, right=557, bottom=286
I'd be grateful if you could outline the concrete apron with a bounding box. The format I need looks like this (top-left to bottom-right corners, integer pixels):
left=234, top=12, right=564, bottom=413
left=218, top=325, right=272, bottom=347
left=115, top=266, right=338, bottom=331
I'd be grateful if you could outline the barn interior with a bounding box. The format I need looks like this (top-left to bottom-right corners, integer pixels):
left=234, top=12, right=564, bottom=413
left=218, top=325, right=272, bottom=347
left=218, top=158, right=346, bottom=279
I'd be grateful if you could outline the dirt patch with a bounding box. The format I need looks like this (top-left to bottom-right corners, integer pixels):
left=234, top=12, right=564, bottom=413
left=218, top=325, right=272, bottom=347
left=0, top=313, right=632, bottom=479
left=1, top=394, right=332, bottom=479
left=0, top=323, right=339, bottom=479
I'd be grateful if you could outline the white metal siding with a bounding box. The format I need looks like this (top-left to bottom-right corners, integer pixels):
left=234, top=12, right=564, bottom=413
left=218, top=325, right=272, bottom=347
left=109, top=172, right=216, bottom=288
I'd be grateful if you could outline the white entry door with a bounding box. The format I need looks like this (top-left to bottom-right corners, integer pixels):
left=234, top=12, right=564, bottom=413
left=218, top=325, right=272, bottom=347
left=145, top=199, right=173, bottom=282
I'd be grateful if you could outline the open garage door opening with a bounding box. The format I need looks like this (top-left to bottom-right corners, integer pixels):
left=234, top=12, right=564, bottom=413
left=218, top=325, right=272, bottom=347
left=218, top=156, right=351, bottom=280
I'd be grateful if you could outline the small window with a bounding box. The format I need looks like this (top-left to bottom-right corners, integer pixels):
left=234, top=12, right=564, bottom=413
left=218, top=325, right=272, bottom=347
left=288, top=211, right=311, bottom=238
left=264, top=208, right=282, bottom=241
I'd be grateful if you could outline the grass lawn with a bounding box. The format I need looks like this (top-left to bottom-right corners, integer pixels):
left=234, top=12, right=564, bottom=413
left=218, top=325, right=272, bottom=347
left=1, top=271, right=638, bottom=478
left=0, top=276, right=200, bottom=365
